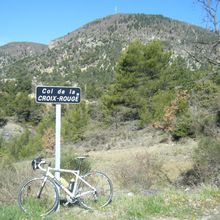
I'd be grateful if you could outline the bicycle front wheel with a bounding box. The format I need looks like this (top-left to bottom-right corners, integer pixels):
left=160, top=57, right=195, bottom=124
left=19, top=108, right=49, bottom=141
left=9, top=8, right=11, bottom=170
left=18, top=177, right=59, bottom=217
left=78, top=171, right=113, bottom=209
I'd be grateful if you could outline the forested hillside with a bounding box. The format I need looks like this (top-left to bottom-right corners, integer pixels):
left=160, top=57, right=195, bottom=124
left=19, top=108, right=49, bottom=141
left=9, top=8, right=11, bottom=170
left=0, top=14, right=217, bottom=90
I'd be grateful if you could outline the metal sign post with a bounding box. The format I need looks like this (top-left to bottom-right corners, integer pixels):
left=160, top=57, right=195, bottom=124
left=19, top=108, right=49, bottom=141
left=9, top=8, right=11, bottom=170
left=55, top=104, right=61, bottom=184
left=36, top=86, right=81, bottom=210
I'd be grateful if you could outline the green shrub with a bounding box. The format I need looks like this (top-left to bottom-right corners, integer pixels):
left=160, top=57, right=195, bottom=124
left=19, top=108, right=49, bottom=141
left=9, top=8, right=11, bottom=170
left=36, top=113, right=55, bottom=135
left=61, top=150, right=91, bottom=177
left=150, top=90, right=175, bottom=121
left=192, top=80, right=219, bottom=108
left=192, top=113, right=217, bottom=136
left=0, top=153, right=15, bottom=169
left=191, top=92, right=220, bottom=137
left=24, top=134, right=42, bottom=157
left=195, top=137, right=220, bottom=167
left=62, top=101, right=89, bottom=143
left=6, top=129, right=30, bottom=159
left=5, top=130, right=42, bottom=160
left=137, top=90, right=174, bottom=126
left=183, top=137, right=220, bottom=186
left=171, top=111, right=193, bottom=140
left=14, top=92, right=42, bottom=124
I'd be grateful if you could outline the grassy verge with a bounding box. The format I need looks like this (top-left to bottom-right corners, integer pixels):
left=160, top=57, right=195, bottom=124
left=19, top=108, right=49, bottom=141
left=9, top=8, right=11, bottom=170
left=1, top=185, right=220, bottom=220
left=123, top=187, right=220, bottom=219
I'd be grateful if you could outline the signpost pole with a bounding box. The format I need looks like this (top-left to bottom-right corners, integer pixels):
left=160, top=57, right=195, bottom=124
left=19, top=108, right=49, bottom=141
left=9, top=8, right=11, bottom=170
left=55, top=104, right=61, bottom=198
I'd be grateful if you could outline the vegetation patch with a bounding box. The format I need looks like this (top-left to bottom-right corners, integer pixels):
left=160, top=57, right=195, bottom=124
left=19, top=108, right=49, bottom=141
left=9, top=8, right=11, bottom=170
left=1, top=186, right=220, bottom=220
left=114, top=152, right=163, bottom=190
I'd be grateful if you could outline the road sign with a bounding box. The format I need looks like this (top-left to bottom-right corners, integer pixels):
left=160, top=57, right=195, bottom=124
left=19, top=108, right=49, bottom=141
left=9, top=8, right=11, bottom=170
left=36, top=86, right=80, bottom=104
left=35, top=85, right=81, bottom=210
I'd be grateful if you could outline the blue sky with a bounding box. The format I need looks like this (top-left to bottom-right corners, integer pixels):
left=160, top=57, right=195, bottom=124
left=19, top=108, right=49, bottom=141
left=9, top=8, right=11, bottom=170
left=0, top=0, right=205, bottom=46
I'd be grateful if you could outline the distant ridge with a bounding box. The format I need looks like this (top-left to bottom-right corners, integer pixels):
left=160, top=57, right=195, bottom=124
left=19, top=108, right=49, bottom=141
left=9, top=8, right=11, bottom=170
left=0, top=42, right=48, bottom=57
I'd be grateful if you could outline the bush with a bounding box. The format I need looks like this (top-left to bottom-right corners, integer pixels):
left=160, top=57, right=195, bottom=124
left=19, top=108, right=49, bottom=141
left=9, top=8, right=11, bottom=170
left=152, top=90, right=193, bottom=140
left=179, top=137, right=220, bottom=186
left=62, top=101, right=89, bottom=143
left=192, top=113, right=217, bottom=137
left=191, top=92, right=220, bottom=137
left=171, top=111, right=193, bottom=140
left=61, top=150, right=91, bottom=177
left=6, top=130, right=30, bottom=159
left=195, top=137, right=220, bottom=167
left=42, top=128, right=55, bottom=155
left=14, top=92, right=42, bottom=124
left=0, top=159, right=34, bottom=203
left=0, top=117, right=7, bottom=127
left=193, top=80, right=219, bottom=108
left=4, top=129, right=42, bottom=160
left=150, top=90, right=175, bottom=121
left=114, top=152, right=162, bottom=190
left=0, top=153, right=15, bottom=170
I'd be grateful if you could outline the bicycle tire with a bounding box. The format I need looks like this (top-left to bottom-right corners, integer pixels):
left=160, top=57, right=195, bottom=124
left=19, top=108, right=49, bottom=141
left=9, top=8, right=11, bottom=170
left=77, top=171, right=113, bottom=209
left=18, top=177, right=59, bottom=217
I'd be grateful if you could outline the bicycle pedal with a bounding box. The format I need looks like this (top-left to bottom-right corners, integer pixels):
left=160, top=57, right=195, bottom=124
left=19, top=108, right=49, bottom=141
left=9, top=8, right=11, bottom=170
left=69, top=198, right=78, bottom=204
left=63, top=201, right=70, bottom=207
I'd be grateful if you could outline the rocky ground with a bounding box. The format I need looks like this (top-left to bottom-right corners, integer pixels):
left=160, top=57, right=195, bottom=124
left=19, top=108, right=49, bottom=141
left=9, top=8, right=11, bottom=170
left=0, top=117, right=24, bottom=140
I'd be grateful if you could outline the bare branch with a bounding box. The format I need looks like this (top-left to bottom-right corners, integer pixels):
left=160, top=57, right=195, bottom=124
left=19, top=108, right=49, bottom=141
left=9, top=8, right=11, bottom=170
left=196, top=0, right=220, bottom=33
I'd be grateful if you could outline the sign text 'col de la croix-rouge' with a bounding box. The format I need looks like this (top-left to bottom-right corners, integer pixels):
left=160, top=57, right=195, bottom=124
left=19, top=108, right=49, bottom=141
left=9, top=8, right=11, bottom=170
left=36, top=86, right=81, bottom=104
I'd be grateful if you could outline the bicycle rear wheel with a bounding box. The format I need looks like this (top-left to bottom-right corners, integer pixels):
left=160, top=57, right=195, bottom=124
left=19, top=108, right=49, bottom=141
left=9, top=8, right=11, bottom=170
left=18, top=177, right=59, bottom=216
left=78, top=171, right=113, bottom=209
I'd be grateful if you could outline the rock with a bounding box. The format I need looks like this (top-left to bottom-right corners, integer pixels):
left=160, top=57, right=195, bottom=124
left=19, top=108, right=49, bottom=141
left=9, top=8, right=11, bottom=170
left=0, top=118, right=24, bottom=140
left=127, top=192, right=134, bottom=197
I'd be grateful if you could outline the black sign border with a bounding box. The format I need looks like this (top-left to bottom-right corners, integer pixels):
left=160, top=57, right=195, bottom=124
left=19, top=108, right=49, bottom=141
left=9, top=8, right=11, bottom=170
left=35, top=86, right=81, bottom=104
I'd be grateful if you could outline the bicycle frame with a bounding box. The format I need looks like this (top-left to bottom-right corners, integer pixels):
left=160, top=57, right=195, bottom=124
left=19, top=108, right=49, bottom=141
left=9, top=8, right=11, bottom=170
left=39, top=163, right=96, bottom=200
left=18, top=159, right=113, bottom=216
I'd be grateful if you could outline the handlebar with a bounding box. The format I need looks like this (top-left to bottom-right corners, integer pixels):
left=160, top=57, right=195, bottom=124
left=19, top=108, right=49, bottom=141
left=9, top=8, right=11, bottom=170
left=37, top=160, right=47, bottom=172
left=31, top=157, right=48, bottom=171
left=31, top=155, right=88, bottom=171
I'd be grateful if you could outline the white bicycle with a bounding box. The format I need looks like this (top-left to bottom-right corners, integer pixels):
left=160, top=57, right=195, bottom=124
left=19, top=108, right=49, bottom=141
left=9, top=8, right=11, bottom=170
left=18, top=156, right=113, bottom=217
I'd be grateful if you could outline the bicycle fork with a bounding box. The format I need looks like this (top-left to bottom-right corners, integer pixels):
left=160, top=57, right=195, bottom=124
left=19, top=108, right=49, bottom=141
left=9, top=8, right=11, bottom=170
left=37, top=176, right=47, bottom=199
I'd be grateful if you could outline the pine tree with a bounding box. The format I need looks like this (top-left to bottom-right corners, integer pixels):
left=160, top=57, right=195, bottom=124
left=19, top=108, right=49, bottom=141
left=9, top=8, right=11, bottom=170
left=101, top=40, right=171, bottom=124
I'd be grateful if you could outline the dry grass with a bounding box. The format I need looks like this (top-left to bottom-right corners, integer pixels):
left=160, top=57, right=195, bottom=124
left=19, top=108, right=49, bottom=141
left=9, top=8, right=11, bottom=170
left=2, top=124, right=218, bottom=220
left=84, top=137, right=197, bottom=190
left=113, top=152, right=162, bottom=190
left=0, top=123, right=198, bottom=208
left=0, top=160, right=35, bottom=203
left=0, top=125, right=197, bottom=205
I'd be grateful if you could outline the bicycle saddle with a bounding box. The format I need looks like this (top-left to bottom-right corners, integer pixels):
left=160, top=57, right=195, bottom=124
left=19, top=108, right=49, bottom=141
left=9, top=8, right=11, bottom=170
left=76, top=156, right=88, bottom=160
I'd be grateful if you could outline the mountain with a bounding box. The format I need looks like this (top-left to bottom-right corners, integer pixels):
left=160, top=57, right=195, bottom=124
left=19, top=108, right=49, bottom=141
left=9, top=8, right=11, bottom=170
left=0, top=14, right=217, bottom=88
left=0, top=42, right=47, bottom=69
